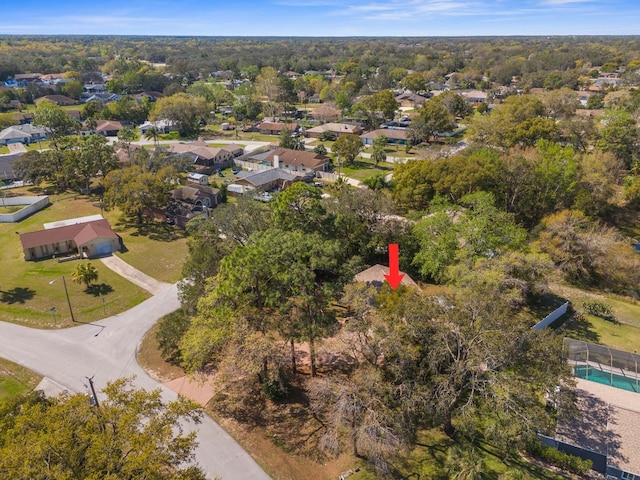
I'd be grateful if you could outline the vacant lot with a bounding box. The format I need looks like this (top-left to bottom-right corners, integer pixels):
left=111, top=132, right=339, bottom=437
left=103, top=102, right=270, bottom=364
left=0, top=189, right=187, bottom=327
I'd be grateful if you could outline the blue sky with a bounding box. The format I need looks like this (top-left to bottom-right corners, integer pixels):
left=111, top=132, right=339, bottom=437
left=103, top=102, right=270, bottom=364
left=1, top=0, right=639, bottom=36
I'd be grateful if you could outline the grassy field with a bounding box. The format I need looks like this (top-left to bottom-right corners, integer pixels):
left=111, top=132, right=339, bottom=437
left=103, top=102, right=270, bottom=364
left=0, top=188, right=187, bottom=327
left=340, top=158, right=395, bottom=181
left=0, top=357, right=41, bottom=400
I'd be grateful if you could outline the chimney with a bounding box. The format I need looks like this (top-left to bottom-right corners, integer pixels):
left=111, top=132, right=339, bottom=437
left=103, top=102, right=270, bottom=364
left=274, top=155, right=280, bottom=169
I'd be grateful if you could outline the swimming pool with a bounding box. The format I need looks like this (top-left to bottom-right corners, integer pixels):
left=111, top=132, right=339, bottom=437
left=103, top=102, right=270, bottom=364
left=574, top=365, right=640, bottom=393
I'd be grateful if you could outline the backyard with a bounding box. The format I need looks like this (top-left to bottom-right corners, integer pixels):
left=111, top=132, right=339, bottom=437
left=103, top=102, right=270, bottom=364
left=551, top=283, right=640, bottom=352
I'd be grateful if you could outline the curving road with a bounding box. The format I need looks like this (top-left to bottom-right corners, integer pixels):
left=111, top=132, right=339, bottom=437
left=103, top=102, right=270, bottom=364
left=0, top=283, right=271, bottom=480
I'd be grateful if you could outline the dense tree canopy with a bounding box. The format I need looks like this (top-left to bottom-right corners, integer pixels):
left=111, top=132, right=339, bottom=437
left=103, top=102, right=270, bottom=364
left=0, top=379, right=205, bottom=479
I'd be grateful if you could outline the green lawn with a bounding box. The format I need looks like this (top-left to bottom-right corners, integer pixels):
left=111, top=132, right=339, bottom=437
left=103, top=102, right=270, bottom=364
left=551, top=285, right=640, bottom=351
left=0, top=358, right=41, bottom=400
left=340, top=158, right=394, bottom=181
left=0, top=189, right=188, bottom=327
left=113, top=219, right=188, bottom=283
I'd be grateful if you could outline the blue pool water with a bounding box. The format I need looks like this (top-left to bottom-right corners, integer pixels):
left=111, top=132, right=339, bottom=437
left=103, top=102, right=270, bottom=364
left=574, top=365, right=640, bottom=393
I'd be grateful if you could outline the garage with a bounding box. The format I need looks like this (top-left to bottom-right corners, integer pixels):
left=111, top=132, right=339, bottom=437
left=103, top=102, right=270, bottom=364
left=95, top=241, right=114, bottom=256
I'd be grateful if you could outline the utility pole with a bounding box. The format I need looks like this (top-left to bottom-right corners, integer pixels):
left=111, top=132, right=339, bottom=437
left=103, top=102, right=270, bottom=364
left=62, top=276, right=76, bottom=323
left=86, top=376, right=100, bottom=408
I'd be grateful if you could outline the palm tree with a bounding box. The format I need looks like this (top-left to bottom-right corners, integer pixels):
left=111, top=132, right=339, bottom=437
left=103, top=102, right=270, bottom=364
left=71, top=263, right=99, bottom=288
left=143, top=126, right=160, bottom=148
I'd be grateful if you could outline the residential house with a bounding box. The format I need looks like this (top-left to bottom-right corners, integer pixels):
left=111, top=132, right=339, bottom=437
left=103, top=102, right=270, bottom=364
left=187, top=172, right=210, bottom=185
left=577, top=90, right=595, bottom=107
left=35, top=95, right=78, bottom=106
left=13, top=73, right=43, bottom=86
left=305, top=122, right=362, bottom=139
left=354, top=264, right=418, bottom=289
left=95, top=120, right=124, bottom=137
left=166, top=185, right=221, bottom=227
left=39, top=73, right=68, bottom=84
left=114, top=144, right=144, bottom=166
left=172, top=184, right=220, bottom=208
left=19, top=218, right=120, bottom=261
left=257, top=121, right=297, bottom=135
left=360, top=128, right=408, bottom=145
left=168, top=142, right=243, bottom=170
left=11, top=112, right=34, bottom=125
left=309, top=104, right=341, bottom=123
left=135, top=91, right=164, bottom=102
left=262, top=148, right=330, bottom=173
left=139, top=119, right=176, bottom=135
left=460, top=90, right=488, bottom=104
left=550, top=346, right=640, bottom=479
left=395, top=91, right=428, bottom=109
left=81, top=93, right=120, bottom=104
left=0, top=124, right=47, bottom=146
left=83, top=83, right=107, bottom=94
left=65, top=109, right=82, bottom=122
left=234, top=168, right=297, bottom=192
left=238, top=147, right=330, bottom=174
left=0, top=152, right=24, bottom=182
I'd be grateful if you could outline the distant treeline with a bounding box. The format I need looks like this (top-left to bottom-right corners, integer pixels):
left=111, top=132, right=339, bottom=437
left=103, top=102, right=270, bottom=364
left=2, top=35, right=640, bottom=85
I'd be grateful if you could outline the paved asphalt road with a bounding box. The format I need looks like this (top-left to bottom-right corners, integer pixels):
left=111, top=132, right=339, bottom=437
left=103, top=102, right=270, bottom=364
left=0, top=283, right=271, bottom=480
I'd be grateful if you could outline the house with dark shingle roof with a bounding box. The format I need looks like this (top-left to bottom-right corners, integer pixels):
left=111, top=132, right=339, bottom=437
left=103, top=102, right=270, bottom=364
left=168, top=142, right=243, bottom=170
left=361, top=128, right=408, bottom=145
left=234, top=168, right=297, bottom=192
left=395, top=91, right=428, bottom=108
left=19, top=218, right=120, bottom=261
left=35, top=95, right=79, bottom=106
left=263, top=148, right=330, bottom=173
left=257, top=121, right=297, bottom=135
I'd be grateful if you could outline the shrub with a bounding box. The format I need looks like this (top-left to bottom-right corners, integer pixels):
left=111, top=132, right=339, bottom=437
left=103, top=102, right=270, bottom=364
left=528, top=442, right=592, bottom=475
left=155, top=309, right=191, bottom=365
left=318, top=131, right=337, bottom=141
left=582, top=301, right=616, bottom=322
left=262, top=378, right=288, bottom=401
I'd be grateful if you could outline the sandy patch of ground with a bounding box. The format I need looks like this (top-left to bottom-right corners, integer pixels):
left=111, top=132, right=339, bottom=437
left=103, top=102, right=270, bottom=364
left=163, top=373, right=217, bottom=406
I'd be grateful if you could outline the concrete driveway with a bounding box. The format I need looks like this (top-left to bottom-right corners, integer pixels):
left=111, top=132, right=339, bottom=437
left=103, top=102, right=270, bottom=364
left=0, top=282, right=271, bottom=480
left=101, top=255, right=170, bottom=294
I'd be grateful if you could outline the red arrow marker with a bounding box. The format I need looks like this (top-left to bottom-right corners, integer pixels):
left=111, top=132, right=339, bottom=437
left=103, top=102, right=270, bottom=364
left=384, top=243, right=405, bottom=290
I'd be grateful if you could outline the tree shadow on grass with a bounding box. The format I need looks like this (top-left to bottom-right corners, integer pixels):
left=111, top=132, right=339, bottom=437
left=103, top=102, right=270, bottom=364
left=85, top=283, right=113, bottom=297
left=0, top=287, right=35, bottom=304
left=118, top=219, right=187, bottom=242
left=564, top=314, right=600, bottom=344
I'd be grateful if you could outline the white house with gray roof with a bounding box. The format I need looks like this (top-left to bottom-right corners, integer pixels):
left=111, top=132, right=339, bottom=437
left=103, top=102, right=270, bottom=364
left=0, top=125, right=48, bottom=146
